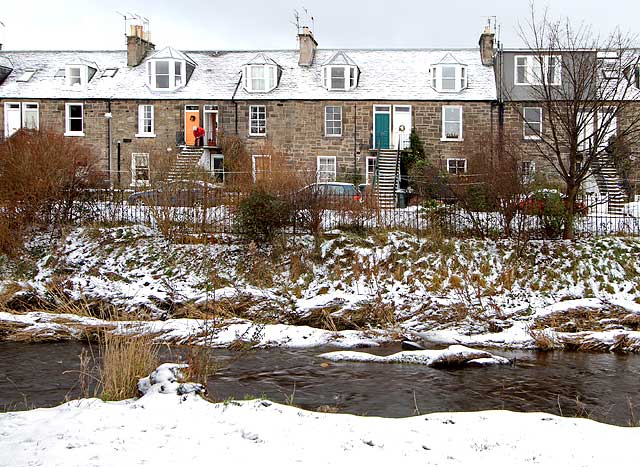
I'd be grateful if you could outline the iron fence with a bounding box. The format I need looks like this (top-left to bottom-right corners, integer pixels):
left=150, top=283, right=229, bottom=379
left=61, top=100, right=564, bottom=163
left=64, top=188, right=640, bottom=239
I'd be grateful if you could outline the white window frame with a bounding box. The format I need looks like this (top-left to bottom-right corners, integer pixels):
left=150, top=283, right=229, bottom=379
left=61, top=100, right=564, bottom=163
left=136, top=104, right=155, bottom=137
left=514, top=55, right=562, bottom=85
left=446, top=158, right=467, bottom=175
left=365, top=156, right=377, bottom=185
left=322, top=65, right=358, bottom=91
left=21, top=102, right=39, bottom=130
left=324, top=106, right=342, bottom=137
left=431, top=64, right=468, bottom=93
left=249, top=105, right=267, bottom=136
left=131, top=152, right=150, bottom=187
left=147, top=59, right=186, bottom=91
left=64, top=103, right=84, bottom=137
left=317, top=156, right=337, bottom=183
left=212, top=154, right=225, bottom=184
left=523, top=107, right=543, bottom=140
left=252, top=154, right=271, bottom=182
left=441, top=105, right=463, bottom=141
left=3, top=102, right=40, bottom=136
left=244, top=65, right=277, bottom=93
left=3, top=102, right=22, bottom=137
left=65, top=65, right=87, bottom=88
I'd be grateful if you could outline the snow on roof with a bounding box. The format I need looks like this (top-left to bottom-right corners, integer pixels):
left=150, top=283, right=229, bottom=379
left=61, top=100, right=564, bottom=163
left=244, top=53, right=279, bottom=67
left=322, top=51, right=358, bottom=67
left=0, top=48, right=496, bottom=101
left=433, top=52, right=467, bottom=66
left=148, top=46, right=196, bottom=66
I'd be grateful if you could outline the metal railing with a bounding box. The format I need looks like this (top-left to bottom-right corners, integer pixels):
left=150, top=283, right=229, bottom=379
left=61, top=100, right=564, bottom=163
left=63, top=189, right=640, bottom=239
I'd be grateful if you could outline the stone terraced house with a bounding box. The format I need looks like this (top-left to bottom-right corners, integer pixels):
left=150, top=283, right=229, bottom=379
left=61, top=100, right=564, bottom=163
left=0, top=24, right=498, bottom=206
left=1, top=24, right=638, bottom=208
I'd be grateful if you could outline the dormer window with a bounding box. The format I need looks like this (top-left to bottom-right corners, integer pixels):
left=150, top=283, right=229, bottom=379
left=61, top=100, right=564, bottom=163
left=63, top=63, right=96, bottom=89
left=65, top=65, right=86, bottom=88
left=322, top=65, right=358, bottom=91
left=147, top=59, right=186, bottom=90
left=145, top=47, right=195, bottom=92
left=321, top=52, right=359, bottom=91
left=244, top=64, right=277, bottom=93
left=431, top=64, right=468, bottom=92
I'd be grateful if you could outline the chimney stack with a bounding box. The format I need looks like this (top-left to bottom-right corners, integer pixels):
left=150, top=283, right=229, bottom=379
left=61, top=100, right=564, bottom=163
left=127, top=24, right=155, bottom=67
left=479, top=25, right=495, bottom=66
left=298, top=26, right=317, bottom=67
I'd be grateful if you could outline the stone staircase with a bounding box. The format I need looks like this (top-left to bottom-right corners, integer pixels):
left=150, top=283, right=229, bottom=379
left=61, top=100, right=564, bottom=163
left=374, top=149, right=400, bottom=208
left=592, top=151, right=626, bottom=214
left=167, top=147, right=205, bottom=181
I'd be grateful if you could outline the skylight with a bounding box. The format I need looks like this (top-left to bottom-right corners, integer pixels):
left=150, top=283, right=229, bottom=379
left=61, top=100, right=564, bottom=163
left=101, top=68, right=118, bottom=78
left=16, top=70, right=37, bottom=82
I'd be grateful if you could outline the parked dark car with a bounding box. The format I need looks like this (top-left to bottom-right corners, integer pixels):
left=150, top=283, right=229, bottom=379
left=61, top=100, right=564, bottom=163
left=127, top=180, right=221, bottom=207
left=517, top=189, right=588, bottom=216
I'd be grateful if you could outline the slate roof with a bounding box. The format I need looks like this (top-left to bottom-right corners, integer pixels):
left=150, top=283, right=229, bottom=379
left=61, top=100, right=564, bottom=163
left=0, top=48, right=497, bottom=101
left=323, top=51, right=358, bottom=67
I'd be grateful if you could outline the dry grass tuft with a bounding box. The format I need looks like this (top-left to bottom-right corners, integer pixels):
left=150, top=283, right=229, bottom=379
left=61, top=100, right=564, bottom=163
left=99, top=330, right=159, bottom=401
left=528, top=328, right=561, bottom=351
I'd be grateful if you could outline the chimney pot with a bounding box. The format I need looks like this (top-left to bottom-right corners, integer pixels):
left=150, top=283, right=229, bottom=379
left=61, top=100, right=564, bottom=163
left=127, top=24, right=155, bottom=67
left=479, top=29, right=495, bottom=66
left=298, top=27, right=317, bottom=67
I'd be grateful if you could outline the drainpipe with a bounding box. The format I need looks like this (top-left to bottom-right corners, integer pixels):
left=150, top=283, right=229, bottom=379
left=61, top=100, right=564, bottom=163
left=231, top=74, right=243, bottom=135
left=105, top=100, right=112, bottom=186
left=353, top=103, right=358, bottom=183
left=117, top=142, right=121, bottom=187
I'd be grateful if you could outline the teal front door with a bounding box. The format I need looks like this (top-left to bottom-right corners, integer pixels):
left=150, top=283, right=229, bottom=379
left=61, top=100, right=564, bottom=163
left=374, top=111, right=391, bottom=149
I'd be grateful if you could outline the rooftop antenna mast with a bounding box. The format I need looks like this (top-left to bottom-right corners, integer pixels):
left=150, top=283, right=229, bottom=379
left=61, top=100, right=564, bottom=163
left=0, top=20, right=6, bottom=50
left=291, top=10, right=301, bottom=34
left=302, top=7, right=315, bottom=34
left=116, top=11, right=136, bottom=37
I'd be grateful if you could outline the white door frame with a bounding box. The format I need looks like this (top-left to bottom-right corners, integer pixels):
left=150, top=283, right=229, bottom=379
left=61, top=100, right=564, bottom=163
left=4, top=102, right=22, bottom=137
left=392, top=105, right=412, bottom=150
left=373, top=105, right=391, bottom=150
left=203, top=105, right=218, bottom=146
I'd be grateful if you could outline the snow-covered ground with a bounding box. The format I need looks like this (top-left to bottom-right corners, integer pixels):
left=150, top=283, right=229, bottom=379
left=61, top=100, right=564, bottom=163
left=0, top=363, right=637, bottom=467
left=1, top=225, right=639, bottom=351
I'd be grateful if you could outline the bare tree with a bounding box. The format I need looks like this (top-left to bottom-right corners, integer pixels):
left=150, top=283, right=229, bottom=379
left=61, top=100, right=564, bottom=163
left=503, top=6, right=640, bottom=238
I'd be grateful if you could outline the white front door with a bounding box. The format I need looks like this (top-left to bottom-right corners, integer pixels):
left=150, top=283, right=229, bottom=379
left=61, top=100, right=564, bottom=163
left=4, top=103, right=21, bottom=137
left=203, top=105, right=218, bottom=146
left=392, top=105, right=412, bottom=150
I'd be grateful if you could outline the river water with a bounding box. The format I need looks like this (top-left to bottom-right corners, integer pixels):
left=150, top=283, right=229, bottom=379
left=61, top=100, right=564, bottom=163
left=1, top=342, right=638, bottom=426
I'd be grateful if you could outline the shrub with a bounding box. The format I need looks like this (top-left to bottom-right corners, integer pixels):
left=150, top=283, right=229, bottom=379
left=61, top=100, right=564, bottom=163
left=0, top=129, right=101, bottom=255
left=235, top=189, right=292, bottom=244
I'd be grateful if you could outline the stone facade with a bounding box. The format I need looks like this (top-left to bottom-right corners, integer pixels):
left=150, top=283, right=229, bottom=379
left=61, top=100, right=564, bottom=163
left=1, top=97, right=496, bottom=186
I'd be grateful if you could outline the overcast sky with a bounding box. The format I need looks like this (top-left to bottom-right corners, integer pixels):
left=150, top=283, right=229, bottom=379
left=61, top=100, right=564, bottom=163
left=1, top=0, right=637, bottom=51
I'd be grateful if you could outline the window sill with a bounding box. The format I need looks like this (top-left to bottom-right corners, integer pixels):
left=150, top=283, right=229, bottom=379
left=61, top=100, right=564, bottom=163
left=324, top=134, right=342, bottom=138
left=248, top=133, right=267, bottom=137
left=524, top=136, right=542, bottom=141
left=130, top=181, right=150, bottom=188
left=440, top=137, right=463, bottom=142
left=135, top=133, right=156, bottom=138
left=64, top=131, right=85, bottom=137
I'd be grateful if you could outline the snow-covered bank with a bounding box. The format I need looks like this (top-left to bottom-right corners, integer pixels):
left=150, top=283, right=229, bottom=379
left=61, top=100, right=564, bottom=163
left=1, top=225, right=640, bottom=351
left=0, top=387, right=637, bottom=466
left=0, top=310, right=389, bottom=348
